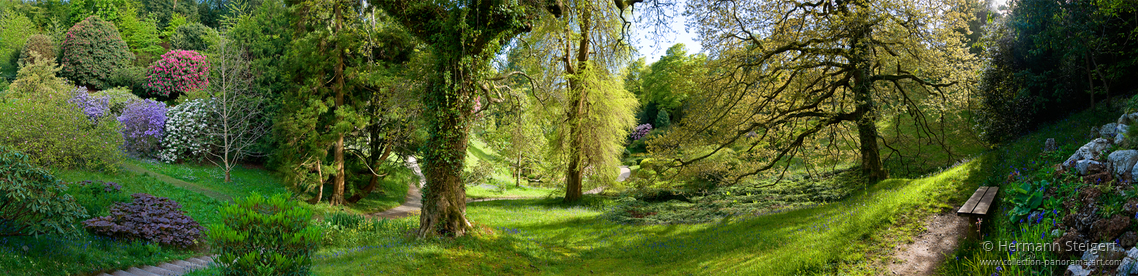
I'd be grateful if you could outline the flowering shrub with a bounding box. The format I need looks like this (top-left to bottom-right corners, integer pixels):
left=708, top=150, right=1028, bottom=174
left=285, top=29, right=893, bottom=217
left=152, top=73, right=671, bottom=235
left=83, top=193, right=204, bottom=247
left=0, top=146, right=89, bottom=237
left=0, top=97, right=124, bottom=170
left=160, top=99, right=216, bottom=163
left=118, top=99, right=167, bottom=156
left=631, top=124, right=653, bottom=140
left=59, top=16, right=133, bottom=90
left=146, top=50, right=209, bottom=97
left=67, top=87, right=111, bottom=124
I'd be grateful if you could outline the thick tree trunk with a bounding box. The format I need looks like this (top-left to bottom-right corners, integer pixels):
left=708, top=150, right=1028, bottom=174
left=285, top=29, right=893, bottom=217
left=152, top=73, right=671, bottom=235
left=563, top=10, right=591, bottom=203
left=565, top=81, right=584, bottom=202
left=418, top=64, right=473, bottom=237
left=856, top=116, right=886, bottom=181
left=852, top=24, right=886, bottom=182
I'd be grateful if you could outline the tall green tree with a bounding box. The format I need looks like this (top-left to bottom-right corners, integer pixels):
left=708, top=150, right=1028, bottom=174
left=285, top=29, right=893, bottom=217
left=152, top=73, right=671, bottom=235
left=373, top=0, right=560, bottom=237
left=659, top=0, right=978, bottom=182
left=279, top=0, right=369, bottom=206
left=638, top=43, right=706, bottom=126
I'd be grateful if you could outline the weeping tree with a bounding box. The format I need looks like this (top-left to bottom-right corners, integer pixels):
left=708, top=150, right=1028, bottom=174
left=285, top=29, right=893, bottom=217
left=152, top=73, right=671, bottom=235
left=372, top=0, right=562, bottom=237
left=508, top=0, right=638, bottom=202
left=652, top=0, right=977, bottom=183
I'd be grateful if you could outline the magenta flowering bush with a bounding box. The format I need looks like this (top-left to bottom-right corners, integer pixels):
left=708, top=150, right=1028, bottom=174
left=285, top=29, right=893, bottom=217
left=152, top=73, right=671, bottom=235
left=145, top=50, right=210, bottom=97
left=118, top=99, right=167, bottom=156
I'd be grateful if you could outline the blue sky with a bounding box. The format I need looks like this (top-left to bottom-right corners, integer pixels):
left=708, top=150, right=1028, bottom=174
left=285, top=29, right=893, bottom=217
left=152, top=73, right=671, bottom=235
left=628, top=4, right=701, bottom=63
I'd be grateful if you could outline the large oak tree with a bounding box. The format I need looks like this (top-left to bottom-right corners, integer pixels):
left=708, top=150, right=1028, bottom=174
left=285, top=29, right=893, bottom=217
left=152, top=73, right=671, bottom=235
left=656, top=0, right=977, bottom=182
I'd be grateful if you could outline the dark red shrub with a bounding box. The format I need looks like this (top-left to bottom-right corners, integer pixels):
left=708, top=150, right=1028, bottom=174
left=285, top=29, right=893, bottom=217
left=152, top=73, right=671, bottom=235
left=83, top=193, right=203, bottom=247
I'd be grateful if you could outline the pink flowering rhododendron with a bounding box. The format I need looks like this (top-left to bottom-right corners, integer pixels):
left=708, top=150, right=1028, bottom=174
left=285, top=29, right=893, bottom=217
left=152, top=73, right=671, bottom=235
left=145, top=50, right=210, bottom=97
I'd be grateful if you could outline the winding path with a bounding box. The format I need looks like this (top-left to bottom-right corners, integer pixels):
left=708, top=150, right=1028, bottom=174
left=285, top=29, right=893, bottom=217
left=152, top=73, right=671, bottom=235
left=368, top=161, right=630, bottom=219
left=370, top=157, right=425, bottom=219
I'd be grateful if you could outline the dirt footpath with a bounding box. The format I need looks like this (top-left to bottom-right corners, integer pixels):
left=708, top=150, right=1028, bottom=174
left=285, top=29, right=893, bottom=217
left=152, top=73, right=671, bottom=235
left=885, top=211, right=969, bottom=275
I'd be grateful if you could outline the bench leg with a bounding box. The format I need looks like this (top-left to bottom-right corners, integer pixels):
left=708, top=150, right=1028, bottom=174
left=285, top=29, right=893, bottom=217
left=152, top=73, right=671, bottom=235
left=976, top=217, right=983, bottom=237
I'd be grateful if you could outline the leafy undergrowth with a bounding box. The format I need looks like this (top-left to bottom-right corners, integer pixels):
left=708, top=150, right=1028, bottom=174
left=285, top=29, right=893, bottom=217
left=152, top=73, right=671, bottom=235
left=0, top=167, right=221, bottom=276
left=940, top=107, right=1121, bottom=275
left=303, top=160, right=977, bottom=275
left=604, top=168, right=863, bottom=224
left=467, top=184, right=558, bottom=200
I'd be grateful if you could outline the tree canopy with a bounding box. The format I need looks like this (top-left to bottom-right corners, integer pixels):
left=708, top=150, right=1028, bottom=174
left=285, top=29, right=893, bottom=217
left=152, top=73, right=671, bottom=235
left=651, top=0, right=978, bottom=183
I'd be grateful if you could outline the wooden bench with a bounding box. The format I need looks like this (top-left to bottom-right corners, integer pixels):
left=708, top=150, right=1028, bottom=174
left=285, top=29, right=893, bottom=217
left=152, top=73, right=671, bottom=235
left=957, top=186, right=999, bottom=236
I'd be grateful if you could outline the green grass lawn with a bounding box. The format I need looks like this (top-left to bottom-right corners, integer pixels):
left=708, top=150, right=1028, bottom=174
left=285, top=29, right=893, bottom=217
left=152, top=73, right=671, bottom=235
left=310, top=159, right=981, bottom=275
left=467, top=184, right=558, bottom=199
left=127, top=159, right=288, bottom=200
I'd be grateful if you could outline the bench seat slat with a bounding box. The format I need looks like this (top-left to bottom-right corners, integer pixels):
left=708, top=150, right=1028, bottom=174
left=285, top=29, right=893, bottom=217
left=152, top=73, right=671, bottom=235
left=957, top=186, right=989, bottom=216
left=972, top=187, right=999, bottom=216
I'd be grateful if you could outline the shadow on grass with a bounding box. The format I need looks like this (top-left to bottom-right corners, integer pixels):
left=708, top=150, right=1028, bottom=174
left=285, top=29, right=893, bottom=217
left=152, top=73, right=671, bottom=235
left=314, top=161, right=984, bottom=275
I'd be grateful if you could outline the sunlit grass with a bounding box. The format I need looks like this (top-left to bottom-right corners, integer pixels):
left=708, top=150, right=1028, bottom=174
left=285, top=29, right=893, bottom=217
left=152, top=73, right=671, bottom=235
left=311, top=160, right=979, bottom=275
left=467, top=184, right=557, bottom=199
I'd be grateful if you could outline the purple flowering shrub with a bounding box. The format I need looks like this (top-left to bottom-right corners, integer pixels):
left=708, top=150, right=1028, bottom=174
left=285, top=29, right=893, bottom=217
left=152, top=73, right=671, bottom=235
left=66, top=87, right=111, bottom=124
left=118, top=99, right=167, bottom=156
left=146, top=50, right=209, bottom=97
left=632, top=124, right=653, bottom=140
left=83, top=193, right=204, bottom=247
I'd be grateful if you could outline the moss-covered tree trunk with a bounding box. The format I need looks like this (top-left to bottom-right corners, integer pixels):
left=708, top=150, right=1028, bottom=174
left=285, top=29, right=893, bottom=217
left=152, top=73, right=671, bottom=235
left=374, top=0, right=557, bottom=237
left=418, top=60, right=474, bottom=236
left=851, top=24, right=886, bottom=181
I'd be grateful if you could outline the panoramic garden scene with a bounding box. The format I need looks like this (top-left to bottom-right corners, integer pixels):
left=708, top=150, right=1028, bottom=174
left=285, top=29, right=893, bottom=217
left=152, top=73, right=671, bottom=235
left=3, top=0, right=1138, bottom=275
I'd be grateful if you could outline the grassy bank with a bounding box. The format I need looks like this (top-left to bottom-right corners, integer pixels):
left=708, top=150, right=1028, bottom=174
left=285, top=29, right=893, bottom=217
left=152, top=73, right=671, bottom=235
left=310, top=159, right=979, bottom=275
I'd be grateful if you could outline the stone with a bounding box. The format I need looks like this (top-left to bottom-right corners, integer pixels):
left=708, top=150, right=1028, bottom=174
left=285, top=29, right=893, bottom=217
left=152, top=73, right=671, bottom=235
left=1046, top=138, right=1058, bottom=152
left=1110, top=150, right=1138, bottom=178
left=1119, top=124, right=1132, bottom=143
left=1103, top=123, right=1120, bottom=139
left=1077, top=160, right=1106, bottom=175
left=1082, top=243, right=1127, bottom=273
left=1068, top=263, right=1093, bottom=276
left=1120, top=113, right=1138, bottom=125
left=1118, top=247, right=1138, bottom=276
left=1065, top=138, right=1113, bottom=169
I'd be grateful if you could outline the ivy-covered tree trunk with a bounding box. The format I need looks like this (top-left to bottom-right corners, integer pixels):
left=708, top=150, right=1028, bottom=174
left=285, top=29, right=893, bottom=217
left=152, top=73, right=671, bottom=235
left=374, top=0, right=562, bottom=237
left=419, top=60, right=475, bottom=236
